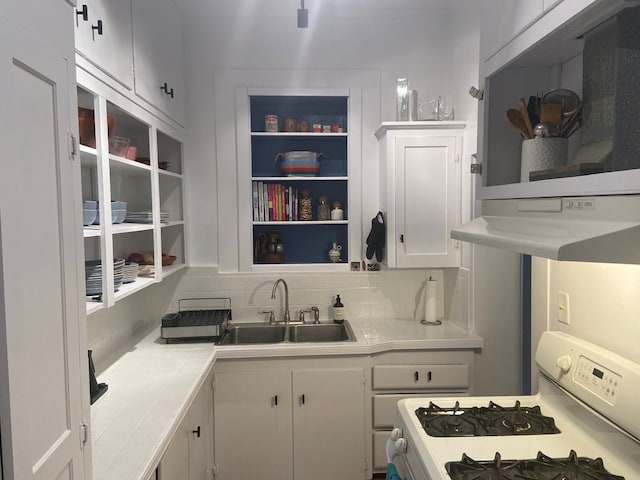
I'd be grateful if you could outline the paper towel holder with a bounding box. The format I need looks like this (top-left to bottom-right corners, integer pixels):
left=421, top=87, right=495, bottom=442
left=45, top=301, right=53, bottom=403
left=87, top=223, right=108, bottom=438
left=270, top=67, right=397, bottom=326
left=421, top=275, right=441, bottom=326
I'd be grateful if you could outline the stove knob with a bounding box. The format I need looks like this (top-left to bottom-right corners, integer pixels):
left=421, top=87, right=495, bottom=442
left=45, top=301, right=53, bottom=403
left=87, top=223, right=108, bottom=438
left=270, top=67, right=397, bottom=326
left=394, top=438, right=407, bottom=454
left=390, top=427, right=403, bottom=441
left=556, top=354, right=572, bottom=374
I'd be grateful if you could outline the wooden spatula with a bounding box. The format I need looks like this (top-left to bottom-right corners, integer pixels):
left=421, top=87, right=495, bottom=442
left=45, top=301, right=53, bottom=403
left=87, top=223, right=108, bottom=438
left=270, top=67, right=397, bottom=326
left=519, top=98, right=534, bottom=139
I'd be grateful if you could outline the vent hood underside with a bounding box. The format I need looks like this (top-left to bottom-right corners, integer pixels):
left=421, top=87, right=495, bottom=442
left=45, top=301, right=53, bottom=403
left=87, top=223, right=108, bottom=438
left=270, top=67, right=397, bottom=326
left=451, top=196, right=640, bottom=264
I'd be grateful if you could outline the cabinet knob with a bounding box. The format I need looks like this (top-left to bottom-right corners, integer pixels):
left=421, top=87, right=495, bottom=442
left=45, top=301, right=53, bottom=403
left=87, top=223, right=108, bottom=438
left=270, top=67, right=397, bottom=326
left=274, top=394, right=278, bottom=406
left=301, top=394, right=306, bottom=405
left=76, top=4, right=88, bottom=22
left=400, top=234, right=404, bottom=243
left=192, top=426, right=201, bottom=438
left=414, top=371, right=419, bottom=382
left=92, top=19, right=103, bottom=37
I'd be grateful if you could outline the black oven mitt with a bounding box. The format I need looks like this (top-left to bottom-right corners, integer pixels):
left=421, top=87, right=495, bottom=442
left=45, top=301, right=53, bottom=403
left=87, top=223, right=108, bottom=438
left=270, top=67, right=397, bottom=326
left=366, top=211, right=385, bottom=262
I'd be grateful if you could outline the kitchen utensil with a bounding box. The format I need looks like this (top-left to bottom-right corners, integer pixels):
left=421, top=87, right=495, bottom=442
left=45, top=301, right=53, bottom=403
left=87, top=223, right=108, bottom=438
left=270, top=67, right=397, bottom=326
left=518, top=98, right=534, bottom=139
left=540, top=103, right=562, bottom=135
left=505, top=108, right=532, bottom=139
left=527, top=95, right=541, bottom=126
left=533, top=123, right=549, bottom=138
left=560, top=102, right=583, bottom=137
left=160, top=297, right=232, bottom=343
left=542, top=88, right=580, bottom=117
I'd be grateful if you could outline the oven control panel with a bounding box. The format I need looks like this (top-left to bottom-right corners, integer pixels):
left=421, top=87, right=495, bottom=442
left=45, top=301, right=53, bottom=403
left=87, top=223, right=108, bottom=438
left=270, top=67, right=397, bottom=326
left=574, top=355, right=621, bottom=405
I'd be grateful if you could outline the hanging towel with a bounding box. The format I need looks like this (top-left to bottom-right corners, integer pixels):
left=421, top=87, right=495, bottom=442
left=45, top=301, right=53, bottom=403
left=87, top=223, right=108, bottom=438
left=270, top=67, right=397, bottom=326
left=386, top=462, right=401, bottom=480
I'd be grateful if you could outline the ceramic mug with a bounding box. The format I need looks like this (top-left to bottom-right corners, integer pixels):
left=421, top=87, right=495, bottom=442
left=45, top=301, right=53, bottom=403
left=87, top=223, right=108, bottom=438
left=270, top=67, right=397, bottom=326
left=265, top=115, right=278, bottom=132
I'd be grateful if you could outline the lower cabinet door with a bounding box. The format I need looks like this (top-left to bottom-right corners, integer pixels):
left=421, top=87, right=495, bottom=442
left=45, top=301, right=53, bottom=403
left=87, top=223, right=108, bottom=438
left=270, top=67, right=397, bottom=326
left=292, top=368, right=366, bottom=480
left=158, top=415, right=190, bottom=480
left=213, top=371, right=292, bottom=480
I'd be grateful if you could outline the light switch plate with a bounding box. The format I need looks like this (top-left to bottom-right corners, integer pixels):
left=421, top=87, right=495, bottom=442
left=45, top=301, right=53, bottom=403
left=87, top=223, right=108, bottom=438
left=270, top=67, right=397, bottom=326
left=557, top=291, right=570, bottom=325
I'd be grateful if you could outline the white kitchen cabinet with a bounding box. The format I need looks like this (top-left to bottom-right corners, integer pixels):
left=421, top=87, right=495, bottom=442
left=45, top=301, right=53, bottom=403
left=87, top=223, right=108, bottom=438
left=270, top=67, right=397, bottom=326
left=213, top=370, right=292, bottom=480
left=74, top=0, right=134, bottom=89
left=376, top=123, right=464, bottom=268
left=157, top=376, right=212, bottom=480
left=369, top=351, right=474, bottom=472
left=0, top=9, right=89, bottom=480
left=76, top=71, right=187, bottom=315
left=477, top=0, right=640, bottom=201
left=132, top=0, right=186, bottom=126
left=213, top=361, right=367, bottom=480
left=481, top=0, right=544, bottom=60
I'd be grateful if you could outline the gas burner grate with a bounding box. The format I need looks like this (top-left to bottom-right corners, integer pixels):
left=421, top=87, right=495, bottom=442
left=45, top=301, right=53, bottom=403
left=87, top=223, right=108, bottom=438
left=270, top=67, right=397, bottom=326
left=415, top=400, right=561, bottom=437
left=446, top=450, right=625, bottom=480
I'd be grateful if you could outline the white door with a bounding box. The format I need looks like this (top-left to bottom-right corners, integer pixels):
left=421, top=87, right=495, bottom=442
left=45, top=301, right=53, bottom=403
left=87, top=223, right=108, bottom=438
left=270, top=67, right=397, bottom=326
left=188, top=378, right=212, bottom=480
left=0, top=18, right=87, bottom=480
left=292, top=368, right=366, bottom=480
left=395, top=135, right=460, bottom=268
left=213, top=371, right=292, bottom=480
left=158, top=415, right=190, bottom=480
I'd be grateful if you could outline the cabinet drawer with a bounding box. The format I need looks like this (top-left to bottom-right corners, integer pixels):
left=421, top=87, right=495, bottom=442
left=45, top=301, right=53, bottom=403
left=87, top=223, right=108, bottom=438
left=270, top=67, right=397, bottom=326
left=373, top=394, right=432, bottom=428
left=373, top=431, right=391, bottom=470
left=372, top=364, right=469, bottom=390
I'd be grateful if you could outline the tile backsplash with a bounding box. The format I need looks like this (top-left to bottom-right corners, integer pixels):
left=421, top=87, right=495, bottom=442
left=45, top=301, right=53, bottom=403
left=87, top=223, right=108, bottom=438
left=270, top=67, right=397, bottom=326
left=88, top=266, right=469, bottom=374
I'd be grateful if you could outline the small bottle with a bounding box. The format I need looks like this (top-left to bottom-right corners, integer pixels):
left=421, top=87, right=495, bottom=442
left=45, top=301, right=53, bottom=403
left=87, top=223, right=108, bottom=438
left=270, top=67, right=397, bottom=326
left=333, top=294, right=344, bottom=324
left=331, top=200, right=343, bottom=220
left=317, top=196, right=330, bottom=221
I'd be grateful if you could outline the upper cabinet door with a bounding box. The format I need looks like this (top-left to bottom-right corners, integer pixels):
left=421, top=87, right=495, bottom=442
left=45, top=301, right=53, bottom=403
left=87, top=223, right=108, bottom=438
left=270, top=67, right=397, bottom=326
left=0, top=16, right=87, bottom=480
left=132, top=0, right=186, bottom=126
left=481, top=0, right=544, bottom=60
left=394, top=134, right=461, bottom=268
left=74, top=0, right=134, bottom=89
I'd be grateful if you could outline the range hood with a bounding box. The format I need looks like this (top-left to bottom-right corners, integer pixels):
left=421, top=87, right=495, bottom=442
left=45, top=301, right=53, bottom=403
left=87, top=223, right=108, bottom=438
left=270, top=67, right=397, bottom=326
left=451, top=195, right=640, bottom=264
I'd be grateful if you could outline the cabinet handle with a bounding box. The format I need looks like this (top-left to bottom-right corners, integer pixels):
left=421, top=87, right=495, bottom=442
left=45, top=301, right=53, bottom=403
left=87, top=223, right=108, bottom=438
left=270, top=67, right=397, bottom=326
left=192, top=426, right=201, bottom=438
left=301, top=394, right=305, bottom=405
left=76, top=4, right=88, bottom=22
left=414, top=371, right=419, bottom=382
left=400, top=234, right=404, bottom=243
left=92, top=19, right=103, bottom=37
left=427, top=371, right=432, bottom=382
left=161, top=82, right=175, bottom=99
left=274, top=394, right=278, bottom=406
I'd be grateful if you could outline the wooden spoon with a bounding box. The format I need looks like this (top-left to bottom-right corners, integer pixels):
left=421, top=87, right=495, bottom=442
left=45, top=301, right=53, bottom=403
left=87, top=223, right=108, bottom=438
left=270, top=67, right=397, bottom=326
left=505, top=108, right=532, bottom=139
left=519, top=98, right=534, bottom=139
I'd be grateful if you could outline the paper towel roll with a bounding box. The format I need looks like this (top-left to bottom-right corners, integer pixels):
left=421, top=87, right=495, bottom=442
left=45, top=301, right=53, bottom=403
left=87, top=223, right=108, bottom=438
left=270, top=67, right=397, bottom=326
left=424, top=276, right=437, bottom=322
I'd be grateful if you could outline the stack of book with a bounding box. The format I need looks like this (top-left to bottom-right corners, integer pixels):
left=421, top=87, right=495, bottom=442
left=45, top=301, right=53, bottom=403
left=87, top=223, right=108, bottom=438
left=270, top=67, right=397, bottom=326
left=252, top=182, right=299, bottom=221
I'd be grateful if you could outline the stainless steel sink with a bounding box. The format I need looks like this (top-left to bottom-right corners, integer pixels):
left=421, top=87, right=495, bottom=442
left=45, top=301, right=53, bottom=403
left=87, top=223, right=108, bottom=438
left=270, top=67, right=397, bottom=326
left=218, top=324, right=286, bottom=345
left=288, top=322, right=355, bottom=343
left=217, top=321, right=355, bottom=345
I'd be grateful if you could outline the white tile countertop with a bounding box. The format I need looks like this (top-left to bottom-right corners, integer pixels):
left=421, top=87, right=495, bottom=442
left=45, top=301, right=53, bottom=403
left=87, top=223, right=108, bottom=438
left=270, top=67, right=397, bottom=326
left=91, top=318, right=483, bottom=480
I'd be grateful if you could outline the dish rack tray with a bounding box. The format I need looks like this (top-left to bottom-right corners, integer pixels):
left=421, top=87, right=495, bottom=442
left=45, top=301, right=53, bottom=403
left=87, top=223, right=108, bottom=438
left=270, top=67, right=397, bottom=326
left=161, top=297, right=232, bottom=342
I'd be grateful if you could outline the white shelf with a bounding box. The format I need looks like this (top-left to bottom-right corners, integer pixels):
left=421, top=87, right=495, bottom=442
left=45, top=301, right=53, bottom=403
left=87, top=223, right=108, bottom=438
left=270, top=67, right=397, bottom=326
left=162, top=262, right=186, bottom=278
left=251, top=132, right=348, bottom=137
left=80, top=146, right=97, bottom=168
left=159, top=169, right=183, bottom=180
left=110, top=156, right=152, bottom=176
left=83, top=228, right=101, bottom=238
left=251, top=262, right=350, bottom=273
left=161, top=220, right=184, bottom=228
left=112, top=223, right=155, bottom=234
left=253, top=220, right=348, bottom=226
left=252, top=176, right=348, bottom=181
left=86, top=301, right=104, bottom=315
left=114, top=276, right=156, bottom=302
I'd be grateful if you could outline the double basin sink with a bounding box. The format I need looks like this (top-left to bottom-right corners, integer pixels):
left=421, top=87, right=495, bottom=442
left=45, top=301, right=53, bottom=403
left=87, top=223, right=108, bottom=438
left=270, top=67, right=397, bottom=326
left=218, top=320, right=356, bottom=345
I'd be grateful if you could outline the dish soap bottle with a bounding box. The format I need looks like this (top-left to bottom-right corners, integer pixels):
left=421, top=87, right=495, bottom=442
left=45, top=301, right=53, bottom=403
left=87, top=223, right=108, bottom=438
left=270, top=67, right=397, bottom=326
left=333, top=294, right=344, bottom=324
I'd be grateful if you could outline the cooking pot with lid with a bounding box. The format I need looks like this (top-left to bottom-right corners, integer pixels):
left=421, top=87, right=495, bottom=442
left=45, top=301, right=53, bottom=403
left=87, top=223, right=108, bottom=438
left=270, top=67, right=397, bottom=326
left=275, top=151, right=325, bottom=176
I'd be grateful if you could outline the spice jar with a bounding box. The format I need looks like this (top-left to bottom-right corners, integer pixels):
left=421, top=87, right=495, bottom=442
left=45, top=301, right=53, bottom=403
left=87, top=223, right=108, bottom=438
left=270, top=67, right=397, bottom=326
left=299, top=189, right=312, bottom=221
left=331, top=201, right=344, bottom=220
left=317, top=196, right=330, bottom=221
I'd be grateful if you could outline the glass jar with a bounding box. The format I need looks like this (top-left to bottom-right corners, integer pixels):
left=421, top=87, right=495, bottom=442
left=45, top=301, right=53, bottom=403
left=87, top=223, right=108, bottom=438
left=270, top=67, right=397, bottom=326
left=317, top=196, right=330, bottom=221
left=331, top=200, right=344, bottom=220
left=299, top=189, right=312, bottom=221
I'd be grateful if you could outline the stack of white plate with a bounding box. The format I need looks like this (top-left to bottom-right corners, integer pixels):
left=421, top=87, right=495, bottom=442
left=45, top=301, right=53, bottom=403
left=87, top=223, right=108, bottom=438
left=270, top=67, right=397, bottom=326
left=122, top=261, right=139, bottom=284
left=85, top=258, right=126, bottom=296
left=124, top=211, right=170, bottom=224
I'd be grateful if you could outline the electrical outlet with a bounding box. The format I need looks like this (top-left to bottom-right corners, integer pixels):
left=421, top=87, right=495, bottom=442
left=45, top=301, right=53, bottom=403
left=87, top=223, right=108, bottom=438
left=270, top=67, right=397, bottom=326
left=557, top=291, right=570, bottom=325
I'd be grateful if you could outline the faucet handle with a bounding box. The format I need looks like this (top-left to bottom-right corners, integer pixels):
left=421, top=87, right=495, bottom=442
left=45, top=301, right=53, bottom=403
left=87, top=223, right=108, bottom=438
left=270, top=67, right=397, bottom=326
left=298, top=310, right=306, bottom=324
left=310, top=306, right=320, bottom=324
left=262, top=310, right=276, bottom=324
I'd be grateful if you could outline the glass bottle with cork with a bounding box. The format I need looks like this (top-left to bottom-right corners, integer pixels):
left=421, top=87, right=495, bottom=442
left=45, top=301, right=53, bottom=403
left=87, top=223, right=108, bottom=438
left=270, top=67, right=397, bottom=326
left=317, top=195, right=330, bottom=221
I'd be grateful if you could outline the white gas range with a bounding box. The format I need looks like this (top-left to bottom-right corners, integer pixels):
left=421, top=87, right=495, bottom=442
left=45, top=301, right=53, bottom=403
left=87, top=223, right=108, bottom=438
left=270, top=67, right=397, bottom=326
left=388, top=331, right=640, bottom=479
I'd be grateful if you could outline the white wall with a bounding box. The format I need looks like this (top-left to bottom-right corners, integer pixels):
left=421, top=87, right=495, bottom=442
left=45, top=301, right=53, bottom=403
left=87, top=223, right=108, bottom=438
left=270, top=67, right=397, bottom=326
left=182, top=0, right=458, bottom=265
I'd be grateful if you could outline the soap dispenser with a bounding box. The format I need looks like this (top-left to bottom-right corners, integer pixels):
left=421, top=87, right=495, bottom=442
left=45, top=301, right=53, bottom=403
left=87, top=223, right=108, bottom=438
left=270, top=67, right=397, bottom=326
left=333, top=294, right=344, bottom=324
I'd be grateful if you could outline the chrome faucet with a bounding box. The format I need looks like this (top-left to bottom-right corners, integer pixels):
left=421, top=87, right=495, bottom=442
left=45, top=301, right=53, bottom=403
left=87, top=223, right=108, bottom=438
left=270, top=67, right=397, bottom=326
left=271, top=278, right=291, bottom=324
